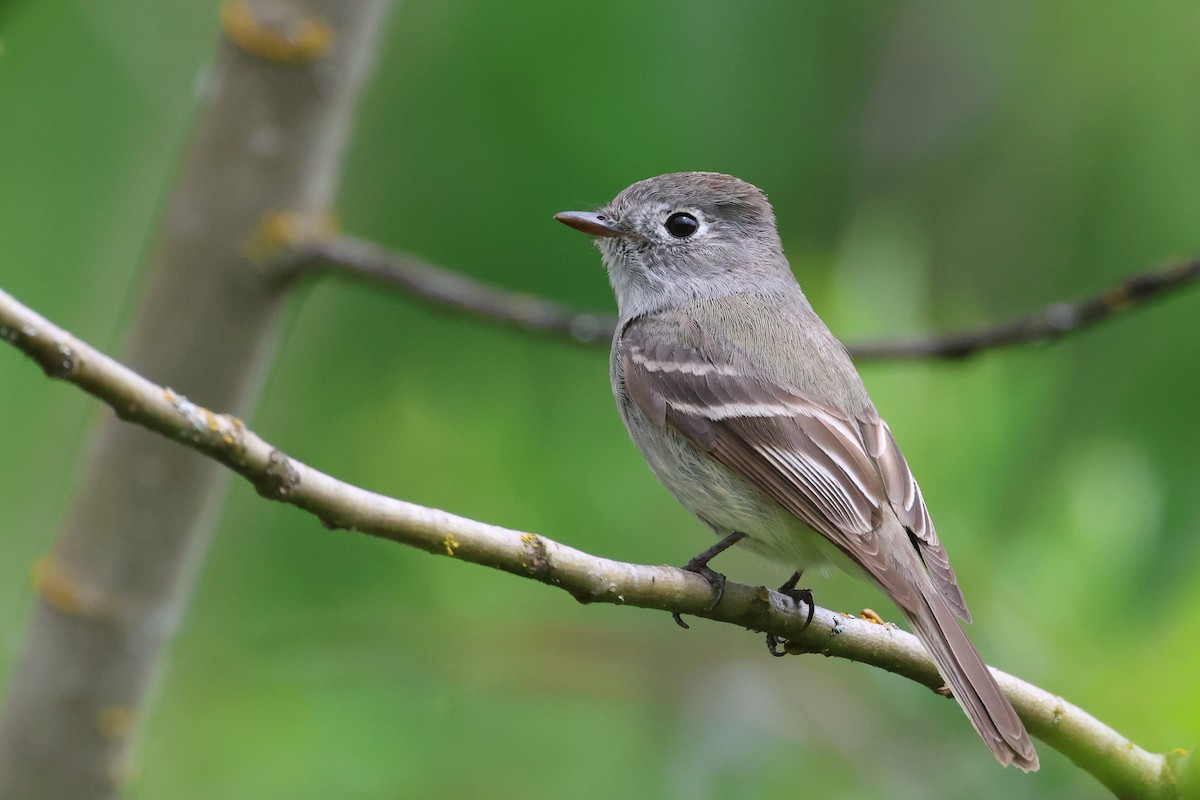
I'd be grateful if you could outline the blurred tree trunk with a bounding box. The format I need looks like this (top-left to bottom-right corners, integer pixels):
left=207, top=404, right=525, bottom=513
left=0, top=2, right=389, bottom=797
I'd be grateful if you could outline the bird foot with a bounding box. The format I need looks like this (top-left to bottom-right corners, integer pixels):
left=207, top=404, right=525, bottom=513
left=766, top=571, right=815, bottom=657
left=672, top=532, right=746, bottom=629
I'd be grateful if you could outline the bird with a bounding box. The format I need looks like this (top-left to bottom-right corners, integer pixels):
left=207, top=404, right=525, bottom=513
left=555, top=171, right=1038, bottom=771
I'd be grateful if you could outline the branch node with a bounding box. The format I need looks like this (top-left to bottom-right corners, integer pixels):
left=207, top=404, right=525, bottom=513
left=245, top=210, right=340, bottom=273
left=256, top=449, right=301, bottom=499
left=112, top=401, right=143, bottom=422
left=565, top=572, right=612, bottom=605
left=96, top=705, right=136, bottom=742
left=44, top=341, right=80, bottom=379
left=220, top=0, right=333, bottom=64
left=2, top=322, right=83, bottom=379
left=30, top=556, right=109, bottom=619
left=567, top=588, right=596, bottom=605
left=519, top=533, right=553, bottom=582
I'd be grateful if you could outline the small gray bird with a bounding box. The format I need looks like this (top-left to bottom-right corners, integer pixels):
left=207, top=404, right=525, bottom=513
left=555, top=172, right=1038, bottom=771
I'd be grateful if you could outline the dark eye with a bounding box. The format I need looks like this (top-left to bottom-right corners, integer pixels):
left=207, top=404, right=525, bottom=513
left=664, top=212, right=699, bottom=238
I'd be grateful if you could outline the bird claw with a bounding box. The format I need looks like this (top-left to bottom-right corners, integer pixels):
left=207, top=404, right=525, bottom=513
left=764, top=571, right=815, bottom=656
left=671, top=532, right=746, bottom=629
left=673, top=561, right=729, bottom=629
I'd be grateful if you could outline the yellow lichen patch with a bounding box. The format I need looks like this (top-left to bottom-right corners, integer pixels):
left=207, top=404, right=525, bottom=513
left=220, top=0, right=332, bottom=64
left=860, top=608, right=885, bottom=625
left=98, top=705, right=136, bottom=740
left=162, top=388, right=176, bottom=403
left=755, top=586, right=771, bottom=603
left=204, top=409, right=221, bottom=433
left=518, top=534, right=535, bottom=567
left=443, top=534, right=460, bottom=557
left=1104, top=286, right=1135, bottom=313
left=244, top=210, right=340, bottom=264
left=225, top=416, right=245, bottom=445
left=31, top=556, right=85, bottom=615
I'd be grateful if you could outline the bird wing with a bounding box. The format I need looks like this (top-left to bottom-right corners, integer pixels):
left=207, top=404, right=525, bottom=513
left=860, top=416, right=969, bottom=620
left=621, top=318, right=969, bottom=620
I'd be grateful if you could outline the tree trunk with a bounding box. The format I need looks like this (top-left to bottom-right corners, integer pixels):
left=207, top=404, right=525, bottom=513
left=0, top=2, right=389, bottom=797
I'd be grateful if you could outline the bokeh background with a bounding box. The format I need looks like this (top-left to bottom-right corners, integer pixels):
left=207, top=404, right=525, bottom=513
left=2, top=1, right=1199, bottom=797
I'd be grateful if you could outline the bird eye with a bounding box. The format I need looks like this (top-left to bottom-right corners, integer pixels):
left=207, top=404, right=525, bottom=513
left=664, top=212, right=699, bottom=238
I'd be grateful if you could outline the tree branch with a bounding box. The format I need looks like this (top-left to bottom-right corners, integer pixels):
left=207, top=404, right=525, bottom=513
left=2, top=286, right=1192, bottom=799
left=290, top=236, right=1200, bottom=361
left=298, top=235, right=618, bottom=343
left=850, top=258, right=1200, bottom=361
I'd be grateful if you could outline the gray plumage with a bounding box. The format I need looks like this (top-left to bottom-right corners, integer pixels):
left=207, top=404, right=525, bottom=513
left=556, top=172, right=1038, bottom=771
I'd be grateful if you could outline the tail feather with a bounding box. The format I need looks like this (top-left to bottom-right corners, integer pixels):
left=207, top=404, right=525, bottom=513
left=904, top=585, right=1039, bottom=771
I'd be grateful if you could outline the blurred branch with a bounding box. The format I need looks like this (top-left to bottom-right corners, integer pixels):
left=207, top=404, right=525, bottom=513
left=1, top=286, right=1190, bottom=800
left=851, top=259, right=1200, bottom=361
left=288, top=237, right=1200, bottom=360
left=0, top=3, right=390, bottom=798
left=290, top=234, right=618, bottom=343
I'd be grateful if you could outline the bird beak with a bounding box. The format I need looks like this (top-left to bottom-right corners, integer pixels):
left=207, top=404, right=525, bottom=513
left=554, top=211, right=624, bottom=238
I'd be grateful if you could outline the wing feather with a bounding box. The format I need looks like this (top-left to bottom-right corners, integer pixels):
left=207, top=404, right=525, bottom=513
left=862, top=418, right=969, bottom=620
left=622, top=322, right=968, bottom=619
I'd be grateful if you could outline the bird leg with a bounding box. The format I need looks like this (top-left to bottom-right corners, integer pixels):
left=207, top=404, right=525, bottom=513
left=766, top=571, right=814, bottom=657
left=672, top=531, right=747, bottom=629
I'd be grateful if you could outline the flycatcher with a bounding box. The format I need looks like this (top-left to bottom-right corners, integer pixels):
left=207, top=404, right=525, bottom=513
left=555, top=172, right=1038, bottom=771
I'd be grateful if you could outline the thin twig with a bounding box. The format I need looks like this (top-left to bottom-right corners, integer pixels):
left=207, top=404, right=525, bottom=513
left=295, top=237, right=1200, bottom=361
left=1, top=285, right=1191, bottom=798
left=301, top=236, right=617, bottom=344
left=851, top=259, right=1200, bottom=361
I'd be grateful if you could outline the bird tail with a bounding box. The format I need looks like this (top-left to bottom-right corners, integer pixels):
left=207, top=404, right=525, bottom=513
left=902, top=582, right=1039, bottom=771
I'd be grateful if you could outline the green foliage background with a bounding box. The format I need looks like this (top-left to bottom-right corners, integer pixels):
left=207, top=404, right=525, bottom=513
left=2, top=2, right=1198, bottom=797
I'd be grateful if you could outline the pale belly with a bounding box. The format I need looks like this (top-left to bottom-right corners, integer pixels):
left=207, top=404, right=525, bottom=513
left=626, top=407, right=857, bottom=578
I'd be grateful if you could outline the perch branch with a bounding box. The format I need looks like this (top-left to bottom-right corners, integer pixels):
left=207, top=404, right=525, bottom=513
left=2, top=286, right=1192, bottom=799
left=290, top=237, right=1200, bottom=361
